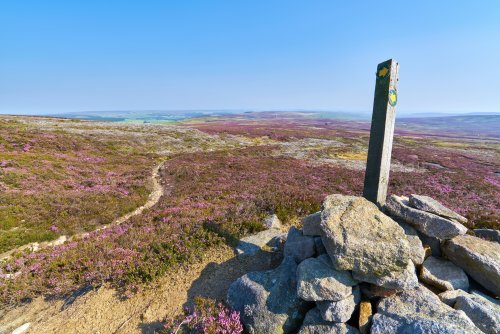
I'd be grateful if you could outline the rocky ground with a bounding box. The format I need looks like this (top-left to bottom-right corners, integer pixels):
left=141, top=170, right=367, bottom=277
left=227, top=194, right=499, bottom=334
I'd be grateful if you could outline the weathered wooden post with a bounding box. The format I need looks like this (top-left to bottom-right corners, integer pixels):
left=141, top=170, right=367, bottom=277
left=363, top=59, right=399, bottom=207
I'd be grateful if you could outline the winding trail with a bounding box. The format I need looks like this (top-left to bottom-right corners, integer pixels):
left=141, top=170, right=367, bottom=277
left=0, top=159, right=168, bottom=262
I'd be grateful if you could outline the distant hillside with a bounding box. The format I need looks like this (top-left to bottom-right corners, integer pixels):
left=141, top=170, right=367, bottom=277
left=396, top=115, right=500, bottom=139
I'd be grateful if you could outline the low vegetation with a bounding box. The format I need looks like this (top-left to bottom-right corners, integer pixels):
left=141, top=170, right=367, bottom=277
left=0, top=114, right=497, bottom=308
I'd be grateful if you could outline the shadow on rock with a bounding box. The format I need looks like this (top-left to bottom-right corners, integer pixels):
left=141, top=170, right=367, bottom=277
left=183, top=248, right=283, bottom=309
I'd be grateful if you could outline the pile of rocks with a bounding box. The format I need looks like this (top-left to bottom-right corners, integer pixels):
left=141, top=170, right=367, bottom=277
left=227, top=194, right=500, bottom=334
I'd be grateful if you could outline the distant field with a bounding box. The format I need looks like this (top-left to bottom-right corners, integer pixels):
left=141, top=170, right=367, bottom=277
left=0, top=113, right=498, bottom=306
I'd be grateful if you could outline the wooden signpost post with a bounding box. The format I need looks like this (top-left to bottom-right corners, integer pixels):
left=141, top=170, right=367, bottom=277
left=363, top=59, right=399, bottom=207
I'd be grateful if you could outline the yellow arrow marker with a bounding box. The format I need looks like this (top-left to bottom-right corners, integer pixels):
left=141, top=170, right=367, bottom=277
left=378, top=67, right=389, bottom=77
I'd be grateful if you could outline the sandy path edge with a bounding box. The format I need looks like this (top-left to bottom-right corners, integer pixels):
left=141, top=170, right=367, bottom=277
left=0, top=243, right=281, bottom=334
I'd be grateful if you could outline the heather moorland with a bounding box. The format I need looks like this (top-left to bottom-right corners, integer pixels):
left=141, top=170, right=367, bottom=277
left=0, top=113, right=498, bottom=331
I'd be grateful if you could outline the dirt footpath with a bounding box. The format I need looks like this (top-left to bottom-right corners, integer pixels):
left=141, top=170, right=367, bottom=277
left=0, top=244, right=280, bottom=334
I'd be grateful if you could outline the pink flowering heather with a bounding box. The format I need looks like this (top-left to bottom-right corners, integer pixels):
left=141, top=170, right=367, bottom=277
left=22, top=143, right=32, bottom=152
left=0, top=118, right=153, bottom=252
left=163, top=298, right=243, bottom=334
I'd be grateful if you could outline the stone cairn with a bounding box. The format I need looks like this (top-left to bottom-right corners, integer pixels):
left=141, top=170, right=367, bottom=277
left=227, top=194, right=500, bottom=334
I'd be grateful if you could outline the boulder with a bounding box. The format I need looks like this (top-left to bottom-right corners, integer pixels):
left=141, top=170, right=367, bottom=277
left=227, top=256, right=309, bottom=334
left=471, top=290, right=500, bottom=307
left=297, top=254, right=357, bottom=302
left=409, top=194, right=468, bottom=224
left=397, top=221, right=425, bottom=265
left=474, top=229, right=500, bottom=243
left=455, top=294, right=500, bottom=334
left=284, top=227, right=316, bottom=263
left=420, top=256, right=469, bottom=291
left=320, top=195, right=411, bottom=276
left=316, top=286, right=361, bottom=322
left=386, top=195, right=468, bottom=239
left=298, top=308, right=360, bottom=334
left=371, top=285, right=482, bottom=334
left=263, top=214, right=282, bottom=230
left=358, top=300, right=372, bottom=334
left=236, top=229, right=285, bottom=256
left=302, top=211, right=322, bottom=236
left=442, top=235, right=500, bottom=296
left=353, top=261, right=418, bottom=290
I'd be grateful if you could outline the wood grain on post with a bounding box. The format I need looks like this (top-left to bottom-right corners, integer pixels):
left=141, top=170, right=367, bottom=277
left=363, top=59, right=399, bottom=207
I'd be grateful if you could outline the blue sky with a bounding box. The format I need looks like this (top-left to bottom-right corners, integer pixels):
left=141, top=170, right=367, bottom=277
left=1, top=1, right=499, bottom=115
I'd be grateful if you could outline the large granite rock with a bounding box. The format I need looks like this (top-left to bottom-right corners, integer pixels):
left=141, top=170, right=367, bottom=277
left=298, top=308, right=360, bottom=334
left=409, top=194, right=468, bottom=224
left=420, top=256, right=469, bottom=291
left=474, top=229, right=500, bottom=243
left=236, top=229, right=285, bottom=256
left=397, top=221, right=425, bottom=265
left=297, top=254, right=357, bottom=302
left=442, top=235, right=500, bottom=296
left=455, top=293, right=500, bottom=334
left=320, top=195, right=411, bottom=276
left=371, top=285, right=482, bottom=334
left=386, top=195, right=467, bottom=239
left=263, top=214, right=282, bottom=230
left=302, top=211, right=322, bottom=236
left=316, top=286, right=361, bottom=322
left=284, top=227, right=316, bottom=263
left=227, top=256, right=309, bottom=334
left=353, top=261, right=418, bottom=290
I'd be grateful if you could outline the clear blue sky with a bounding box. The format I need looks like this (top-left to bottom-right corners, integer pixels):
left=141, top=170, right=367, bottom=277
left=1, top=1, right=499, bottom=115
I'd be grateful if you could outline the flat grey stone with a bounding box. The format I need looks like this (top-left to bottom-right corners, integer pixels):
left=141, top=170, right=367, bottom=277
left=316, top=286, right=361, bottom=322
left=471, top=290, right=500, bottom=307
left=297, top=254, right=357, bottom=302
left=236, top=229, right=285, bottom=256
left=263, top=214, right=282, bottom=229
left=386, top=195, right=467, bottom=239
left=320, top=195, right=411, bottom=276
left=455, top=294, right=500, bottom=334
left=227, top=256, right=309, bottom=334
left=284, top=227, right=315, bottom=263
left=474, top=229, right=500, bottom=243
left=397, top=221, right=425, bottom=265
left=371, top=285, right=482, bottom=334
left=443, top=235, right=500, bottom=296
left=302, top=211, right=322, bottom=236
left=409, top=194, right=468, bottom=224
left=420, top=256, right=469, bottom=291
left=298, top=308, right=360, bottom=334
left=353, top=261, right=418, bottom=290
